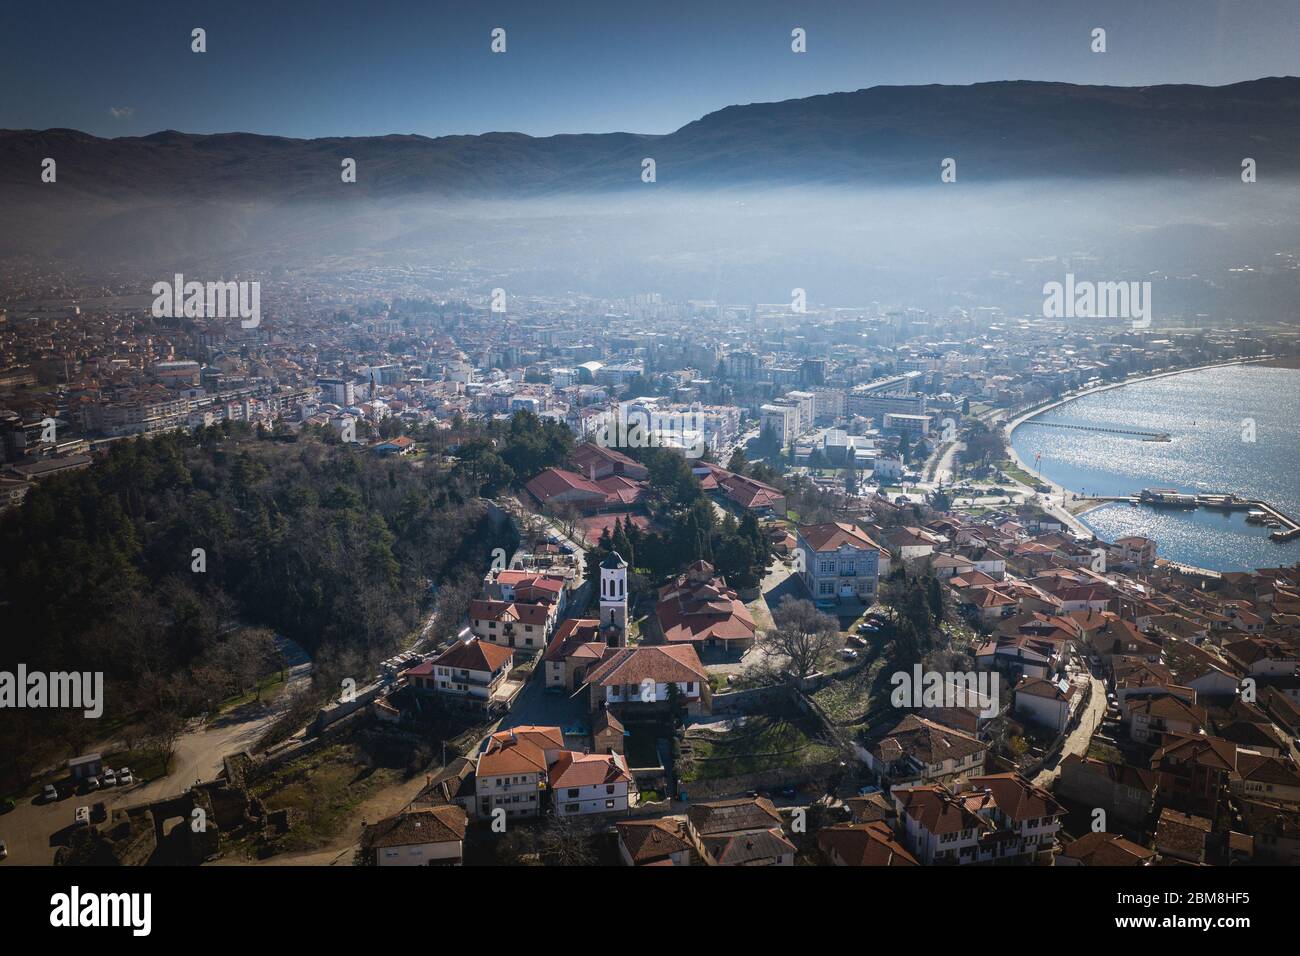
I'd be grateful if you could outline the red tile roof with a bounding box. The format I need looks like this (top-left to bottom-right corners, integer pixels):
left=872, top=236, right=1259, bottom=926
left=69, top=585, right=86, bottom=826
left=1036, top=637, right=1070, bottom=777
left=584, top=644, right=708, bottom=688
left=797, top=521, right=885, bottom=554
left=428, top=638, right=514, bottom=674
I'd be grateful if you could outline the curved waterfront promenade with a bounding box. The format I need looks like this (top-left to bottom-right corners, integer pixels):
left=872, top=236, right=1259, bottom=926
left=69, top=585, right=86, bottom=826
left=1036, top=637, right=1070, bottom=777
left=1002, top=359, right=1270, bottom=536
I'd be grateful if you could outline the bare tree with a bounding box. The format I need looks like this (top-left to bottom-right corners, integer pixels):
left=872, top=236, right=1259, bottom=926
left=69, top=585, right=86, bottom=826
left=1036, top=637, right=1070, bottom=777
left=551, top=501, right=581, bottom=542
left=758, top=598, right=839, bottom=683
left=431, top=571, right=480, bottom=644
left=144, top=706, right=186, bottom=773
left=537, top=814, right=598, bottom=866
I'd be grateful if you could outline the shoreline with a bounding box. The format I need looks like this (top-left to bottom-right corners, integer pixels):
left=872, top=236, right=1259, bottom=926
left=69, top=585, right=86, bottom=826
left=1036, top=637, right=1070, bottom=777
left=998, top=356, right=1274, bottom=502
left=1001, top=357, right=1274, bottom=539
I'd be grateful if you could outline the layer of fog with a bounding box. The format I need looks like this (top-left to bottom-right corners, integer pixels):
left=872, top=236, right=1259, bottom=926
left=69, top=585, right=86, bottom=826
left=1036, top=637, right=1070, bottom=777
left=7, top=178, right=1300, bottom=321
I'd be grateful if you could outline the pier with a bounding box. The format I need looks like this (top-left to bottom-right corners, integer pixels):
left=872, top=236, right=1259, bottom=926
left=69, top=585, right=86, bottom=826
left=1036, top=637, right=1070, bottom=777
left=1016, top=420, right=1171, bottom=441
left=1097, top=490, right=1300, bottom=542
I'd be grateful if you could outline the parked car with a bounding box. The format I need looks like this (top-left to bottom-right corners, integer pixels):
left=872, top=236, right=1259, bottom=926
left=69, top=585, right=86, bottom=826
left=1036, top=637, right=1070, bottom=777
left=0, top=839, right=7, bottom=860
left=82, top=777, right=100, bottom=794
left=117, top=768, right=134, bottom=786
left=42, top=784, right=58, bottom=803
left=74, top=806, right=90, bottom=827
left=837, top=648, right=859, bottom=661
left=847, top=635, right=866, bottom=647
left=101, top=769, right=117, bottom=788
left=91, top=801, right=107, bottom=823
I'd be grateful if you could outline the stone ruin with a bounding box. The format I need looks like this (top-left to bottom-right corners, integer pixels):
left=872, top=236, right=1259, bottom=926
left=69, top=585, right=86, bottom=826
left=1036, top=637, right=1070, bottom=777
left=56, top=751, right=275, bottom=866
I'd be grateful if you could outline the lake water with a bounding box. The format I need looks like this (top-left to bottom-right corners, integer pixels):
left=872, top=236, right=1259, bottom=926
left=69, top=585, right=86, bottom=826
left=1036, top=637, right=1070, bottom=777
left=1009, top=363, right=1300, bottom=572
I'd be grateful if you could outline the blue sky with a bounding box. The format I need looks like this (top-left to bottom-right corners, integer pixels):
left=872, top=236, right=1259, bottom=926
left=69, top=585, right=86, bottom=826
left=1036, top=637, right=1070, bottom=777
left=2, top=0, right=1297, bottom=138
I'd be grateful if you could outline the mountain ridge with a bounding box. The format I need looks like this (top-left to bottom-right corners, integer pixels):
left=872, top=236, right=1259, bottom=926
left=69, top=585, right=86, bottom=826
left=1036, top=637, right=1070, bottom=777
left=2, top=77, right=1299, bottom=200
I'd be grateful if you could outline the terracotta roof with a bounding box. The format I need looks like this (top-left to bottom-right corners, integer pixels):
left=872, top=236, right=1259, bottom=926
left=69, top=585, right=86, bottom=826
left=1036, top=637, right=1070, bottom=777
left=894, top=785, right=990, bottom=836
left=1015, top=675, right=1075, bottom=702
left=468, top=598, right=551, bottom=627
left=363, top=805, right=467, bottom=850
left=1151, top=733, right=1238, bottom=773
left=572, top=441, right=645, bottom=473
left=549, top=751, right=632, bottom=789
left=701, top=827, right=796, bottom=865
left=798, top=520, right=885, bottom=554
left=1156, top=808, right=1211, bottom=857
left=869, top=714, right=987, bottom=766
left=655, top=573, right=756, bottom=646
left=615, top=818, right=693, bottom=864
left=426, top=638, right=513, bottom=674
left=1060, top=831, right=1155, bottom=866
left=817, top=821, right=919, bottom=866
left=584, top=644, right=708, bottom=688
left=543, top=618, right=603, bottom=663
left=525, top=467, right=606, bottom=503
left=967, top=773, right=1064, bottom=822
left=687, top=796, right=783, bottom=836
left=477, top=725, right=563, bottom=778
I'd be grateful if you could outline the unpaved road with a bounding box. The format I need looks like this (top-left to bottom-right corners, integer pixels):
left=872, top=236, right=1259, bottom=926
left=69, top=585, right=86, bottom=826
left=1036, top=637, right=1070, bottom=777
left=0, top=653, right=311, bottom=866
left=1032, top=673, right=1106, bottom=788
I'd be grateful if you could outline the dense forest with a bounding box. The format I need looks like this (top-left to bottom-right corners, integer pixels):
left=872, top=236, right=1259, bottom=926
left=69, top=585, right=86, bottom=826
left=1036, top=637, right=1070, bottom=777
left=0, top=420, right=513, bottom=792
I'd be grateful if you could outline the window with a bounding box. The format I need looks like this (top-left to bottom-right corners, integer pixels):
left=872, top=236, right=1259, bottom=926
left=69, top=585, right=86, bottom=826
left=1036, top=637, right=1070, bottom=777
left=606, top=800, right=615, bottom=809
left=568, top=788, right=579, bottom=798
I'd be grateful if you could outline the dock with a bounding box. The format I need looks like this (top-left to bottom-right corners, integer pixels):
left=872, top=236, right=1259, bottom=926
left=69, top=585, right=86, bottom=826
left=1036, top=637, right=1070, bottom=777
left=1116, top=490, right=1300, bottom=542
left=1016, top=420, right=1172, bottom=441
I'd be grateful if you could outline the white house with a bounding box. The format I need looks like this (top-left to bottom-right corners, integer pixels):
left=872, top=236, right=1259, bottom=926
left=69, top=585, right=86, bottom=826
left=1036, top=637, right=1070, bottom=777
left=474, top=725, right=564, bottom=820
left=363, top=805, right=467, bottom=866
left=894, top=774, right=1062, bottom=865
left=1013, top=676, right=1074, bottom=733
left=582, top=644, right=710, bottom=716
left=467, top=598, right=556, bottom=651
left=549, top=751, right=636, bottom=817
left=406, top=637, right=519, bottom=714
left=796, top=521, right=888, bottom=603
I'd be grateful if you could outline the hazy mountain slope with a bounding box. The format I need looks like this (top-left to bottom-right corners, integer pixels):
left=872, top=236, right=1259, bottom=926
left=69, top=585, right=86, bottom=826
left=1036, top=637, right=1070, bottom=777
left=2, top=78, right=1297, bottom=201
